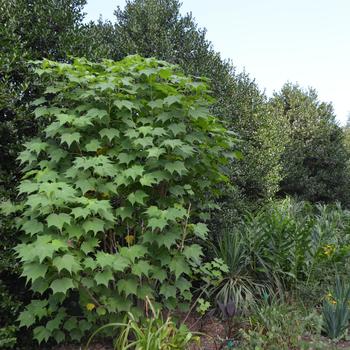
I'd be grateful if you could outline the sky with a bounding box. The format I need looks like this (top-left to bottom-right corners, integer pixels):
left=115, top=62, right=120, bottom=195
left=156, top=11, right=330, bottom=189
left=84, top=0, right=350, bottom=125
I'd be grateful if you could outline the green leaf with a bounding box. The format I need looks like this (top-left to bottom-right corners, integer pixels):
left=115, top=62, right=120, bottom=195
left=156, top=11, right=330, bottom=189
left=18, top=310, right=35, bottom=328
left=22, top=262, right=48, bottom=283
left=24, top=139, right=48, bottom=155
left=131, top=260, right=152, bottom=277
left=64, top=317, right=78, bottom=332
left=120, top=245, right=147, bottom=263
left=152, top=127, right=167, bottom=137
left=27, top=300, right=48, bottom=319
left=66, top=224, right=85, bottom=239
left=161, top=139, right=184, bottom=149
left=148, top=99, right=163, bottom=109
left=164, top=161, right=188, bottom=175
left=31, top=278, right=49, bottom=294
left=147, top=147, right=166, bottom=159
left=168, top=123, right=186, bottom=136
left=95, top=81, right=115, bottom=91
left=34, top=106, right=49, bottom=118
left=96, top=307, right=107, bottom=316
left=112, top=255, right=130, bottom=272
left=175, top=277, right=192, bottom=293
left=147, top=217, right=168, bottom=231
left=138, top=284, right=154, bottom=299
left=183, top=244, right=203, bottom=264
left=193, top=223, right=209, bottom=239
left=33, top=326, right=51, bottom=344
left=166, top=206, right=187, bottom=221
left=86, top=108, right=108, bottom=119
left=52, top=254, right=81, bottom=274
left=31, top=97, right=46, bottom=106
left=117, top=153, right=136, bottom=165
left=139, top=173, right=159, bottom=187
left=160, top=284, right=177, bottom=299
left=164, top=95, right=182, bottom=106
left=46, top=213, right=71, bottom=231
left=56, top=113, right=75, bottom=126
left=53, top=330, right=65, bottom=343
left=95, top=251, right=115, bottom=268
left=189, top=106, right=208, bottom=120
left=169, top=255, right=191, bottom=279
left=94, top=269, right=114, bottom=287
left=83, top=257, right=97, bottom=270
left=115, top=206, right=133, bottom=221
left=71, top=206, right=91, bottom=220
left=85, top=139, right=101, bottom=152
left=124, top=129, right=139, bottom=139
left=151, top=267, right=167, bottom=282
left=21, top=219, right=44, bottom=236
left=95, top=252, right=130, bottom=271
left=99, top=128, right=120, bottom=141
left=82, top=218, right=105, bottom=235
left=50, top=277, right=75, bottom=294
left=138, top=126, right=153, bottom=136
left=117, top=278, right=138, bottom=297
left=46, top=316, right=63, bottom=332
left=18, top=181, right=39, bottom=195
left=127, top=190, right=148, bottom=206
left=81, top=238, right=99, bottom=254
left=124, top=165, right=144, bottom=180
left=134, top=136, right=154, bottom=149
left=114, top=99, right=136, bottom=111
left=157, top=230, right=180, bottom=249
left=75, top=178, right=96, bottom=195
left=60, top=132, right=81, bottom=147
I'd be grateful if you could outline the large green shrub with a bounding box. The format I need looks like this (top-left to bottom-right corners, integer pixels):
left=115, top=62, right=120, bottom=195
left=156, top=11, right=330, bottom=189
left=9, top=55, right=236, bottom=344
left=270, top=83, right=350, bottom=205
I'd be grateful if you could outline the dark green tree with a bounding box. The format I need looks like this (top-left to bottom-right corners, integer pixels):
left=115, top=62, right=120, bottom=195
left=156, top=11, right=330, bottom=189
left=271, top=83, right=350, bottom=204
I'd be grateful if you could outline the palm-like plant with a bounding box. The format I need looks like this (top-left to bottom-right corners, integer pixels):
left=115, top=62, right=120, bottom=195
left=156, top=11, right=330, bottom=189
left=211, top=231, right=268, bottom=315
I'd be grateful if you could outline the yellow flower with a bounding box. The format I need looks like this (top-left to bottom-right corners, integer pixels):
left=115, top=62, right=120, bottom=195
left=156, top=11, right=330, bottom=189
left=322, top=244, right=336, bottom=257
left=86, top=303, right=95, bottom=311
left=125, top=234, right=135, bottom=245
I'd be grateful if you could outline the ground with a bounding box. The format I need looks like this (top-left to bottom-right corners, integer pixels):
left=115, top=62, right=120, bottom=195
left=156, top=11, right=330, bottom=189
left=53, top=313, right=350, bottom=350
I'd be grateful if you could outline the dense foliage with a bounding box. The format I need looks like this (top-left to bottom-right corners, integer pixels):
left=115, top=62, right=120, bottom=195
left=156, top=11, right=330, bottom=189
left=2, top=0, right=350, bottom=349
left=113, top=0, right=287, bottom=206
left=9, top=56, right=235, bottom=344
left=271, top=84, right=350, bottom=204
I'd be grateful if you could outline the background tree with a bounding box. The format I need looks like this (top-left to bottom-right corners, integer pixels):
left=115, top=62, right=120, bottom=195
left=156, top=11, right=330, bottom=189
left=113, top=0, right=287, bottom=208
left=271, top=83, right=350, bottom=204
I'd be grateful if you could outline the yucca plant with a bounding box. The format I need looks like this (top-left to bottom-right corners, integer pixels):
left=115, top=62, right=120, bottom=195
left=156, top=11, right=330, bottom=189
left=211, top=231, right=268, bottom=315
left=322, top=277, right=350, bottom=340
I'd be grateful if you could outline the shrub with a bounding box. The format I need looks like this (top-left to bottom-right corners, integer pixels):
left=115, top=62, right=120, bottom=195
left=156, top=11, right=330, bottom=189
left=7, top=55, right=237, bottom=344
left=239, top=297, right=323, bottom=350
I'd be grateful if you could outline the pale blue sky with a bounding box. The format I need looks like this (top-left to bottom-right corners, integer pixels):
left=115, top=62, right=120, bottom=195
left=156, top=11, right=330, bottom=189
left=84, top=0, right=350, bottom=125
